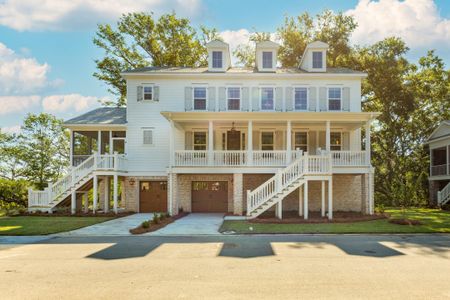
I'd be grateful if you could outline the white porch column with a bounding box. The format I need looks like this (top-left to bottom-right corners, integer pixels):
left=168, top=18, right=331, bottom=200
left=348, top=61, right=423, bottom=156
left=97, top=131, right=101, bottom=156
left=365, top=121, right=372, bottom=165
left=325, top=120, right=331, bottom=152
left=69, top=129, right=73, bottom=167
left=93, top=175, right=98, bottom=214
left=208, top=120, right=213, bottom=166
left=286, top=120, right=292, bottom=164
left=109, top=130, right=113, bottom=155
left=104, top=176, right=110, bottom=213
left=113, top=174, right=118, bottom=214
left=303, top=180, right=308, bottom=220
left=83, top=192, right=89, bottom=213
left=275, top=201, right=282, bottom=219
left=169, top=120, right=175, bottom=167
left=328, top=178, right=333, bottom=220
left=247, top=120, right=253, bottom=166
left=71, top=190, right=76, bottom=214
left=321, top=180, right=325, bottom=217
left=447, top=145, right=449, bottom=175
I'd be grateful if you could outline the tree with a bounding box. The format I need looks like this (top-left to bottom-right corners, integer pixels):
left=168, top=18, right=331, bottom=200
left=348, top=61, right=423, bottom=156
left=19, top=113, right=69, bottom=190
left=233, top=32, right=272, bottom=67
left=93, top=12, right=221, bottom=106
left=0, top=131, right=25, bottom=180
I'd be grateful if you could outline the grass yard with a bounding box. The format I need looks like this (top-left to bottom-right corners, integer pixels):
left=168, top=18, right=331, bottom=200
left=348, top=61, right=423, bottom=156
left=220, top=208, right=450, bottom=234
left=0, top=216, right=115, bottom=236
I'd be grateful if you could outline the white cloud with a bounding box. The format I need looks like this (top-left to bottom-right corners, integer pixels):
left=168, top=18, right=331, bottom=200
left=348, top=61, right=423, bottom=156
left=1, top=125, right=21, bottom=134
left=0, top=43, right=50, bottom=95
left=42, top=94, right=105, bottom=113
left=0, top=95, right=41, bottom=115
left=347, top=0, right=450, bottom=47
left=0, top=0, right=203, bottom=31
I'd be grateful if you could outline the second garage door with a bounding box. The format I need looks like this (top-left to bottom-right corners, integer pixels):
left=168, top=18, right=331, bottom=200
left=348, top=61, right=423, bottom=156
left=192, top=181, right=228, bottom=212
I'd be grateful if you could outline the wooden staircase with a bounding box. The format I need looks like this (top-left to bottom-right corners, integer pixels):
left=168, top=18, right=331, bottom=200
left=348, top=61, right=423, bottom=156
left=438, top=181, right=450, bottom=207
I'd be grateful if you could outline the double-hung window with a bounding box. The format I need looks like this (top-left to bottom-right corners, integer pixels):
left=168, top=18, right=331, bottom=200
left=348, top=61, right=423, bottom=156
left=261, top=87, right=274, bottom=110
left=262, top=51, right=273, bottom=69
left=330, top=132, right=342, bottom=151
left=312, top=51, right=323, bottom=69
left=212, top=51, right=223, bottom=68
left=328, top=87, right=342, bottom=111
left=261, top=132, right=274, bottom=151
left=193, top=132, right=207, bottom=150
left=193, top=87, right=207, bottom=110
left=227, top=87, right=240, bottom=110
left=294, top=132, right=308, bottom=152
left=143, top=86, right=153, bottom=101
left=294, top=87, right=308, bottom=110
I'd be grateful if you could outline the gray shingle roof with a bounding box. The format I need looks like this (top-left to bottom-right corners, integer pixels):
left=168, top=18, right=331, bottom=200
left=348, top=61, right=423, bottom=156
left=122, top=66, right=365, bottom=75
left=64, top=107, right=126, bottom=125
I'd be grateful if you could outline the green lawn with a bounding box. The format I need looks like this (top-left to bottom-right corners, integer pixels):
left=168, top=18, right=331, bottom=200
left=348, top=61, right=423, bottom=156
left=220, top=208, right=450, bottom=234
left=0, top=216, right=115, bottom=236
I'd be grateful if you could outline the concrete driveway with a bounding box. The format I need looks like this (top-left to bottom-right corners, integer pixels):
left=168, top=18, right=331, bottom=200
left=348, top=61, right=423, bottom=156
left=149, top=213, right=224, bottom=235
left=0, top=234, right=449, bottom=299
left=59, top=213, right=154, bottom=236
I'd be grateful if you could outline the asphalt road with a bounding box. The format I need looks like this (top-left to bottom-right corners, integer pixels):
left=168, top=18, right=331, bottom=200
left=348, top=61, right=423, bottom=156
left=0, top=234, right=449, bottom=299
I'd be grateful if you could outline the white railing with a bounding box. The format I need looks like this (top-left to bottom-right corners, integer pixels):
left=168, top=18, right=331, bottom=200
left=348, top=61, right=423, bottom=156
left=246, top=153, right=332, bottom=215
left=213, top=151, right=246, bottom=166
left=438, top=181, right=450, bottom=206
left=252, top=151, right=287, bottom=166
left=29, top=153, right=127, bottom=208
left=431, top=164, right=448, bottom=176
left=174, top=150, right=208, bottom=166
left=331, top=151, right=367, bottom=166
left=73, top=155, right=91, bottom=167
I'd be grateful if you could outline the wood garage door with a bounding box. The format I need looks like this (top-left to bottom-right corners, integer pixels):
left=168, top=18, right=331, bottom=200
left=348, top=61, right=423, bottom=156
left=140, top=181, right=168, bottom=212
left=192, top=181, right=228, bottom=212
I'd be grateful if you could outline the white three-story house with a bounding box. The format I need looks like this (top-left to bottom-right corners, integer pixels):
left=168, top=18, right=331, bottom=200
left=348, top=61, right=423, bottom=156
left=28, top=40, right=379, bottom=220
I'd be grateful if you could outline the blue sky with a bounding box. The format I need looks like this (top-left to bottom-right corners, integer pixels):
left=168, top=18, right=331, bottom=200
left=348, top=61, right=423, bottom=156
left=0, top=0, right=449, bottom=132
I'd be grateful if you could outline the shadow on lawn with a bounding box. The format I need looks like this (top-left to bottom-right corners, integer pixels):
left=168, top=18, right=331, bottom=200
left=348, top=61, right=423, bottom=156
left=32, top=234, right=450, bottom=261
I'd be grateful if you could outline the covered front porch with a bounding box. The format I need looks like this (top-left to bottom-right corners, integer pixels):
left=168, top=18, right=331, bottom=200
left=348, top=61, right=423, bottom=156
left=163, top=111, right=377, bottom=170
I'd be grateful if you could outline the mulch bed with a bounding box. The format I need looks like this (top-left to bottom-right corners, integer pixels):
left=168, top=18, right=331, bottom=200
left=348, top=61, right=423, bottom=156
left=250, top=211, right=387, bottom=224
left=18, top=211, right=134, bottom=218
left=389, top=218, right=422, bottom=226
left=129, top=212, right=189, bottom=234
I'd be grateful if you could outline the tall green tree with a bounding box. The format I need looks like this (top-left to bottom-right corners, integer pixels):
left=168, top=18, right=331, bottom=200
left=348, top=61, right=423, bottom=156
left=93, top=12, right=221, bottom=106
left=0, top=131, right=25, bottom=180
left=233, top=32, right=272, bottom=68
left=19, top=113, right=69, bottom=190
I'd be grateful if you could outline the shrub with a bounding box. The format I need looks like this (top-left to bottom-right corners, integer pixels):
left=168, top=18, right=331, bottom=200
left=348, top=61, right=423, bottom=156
left=375, top=204, right=385, bottom=214
left=142, top=221, right=150, bottom=228
left=152, top=213, right=160, bottom=224
left=159, top=212, right=167, bottom=220
left=0, top=178, right=28, bottom=208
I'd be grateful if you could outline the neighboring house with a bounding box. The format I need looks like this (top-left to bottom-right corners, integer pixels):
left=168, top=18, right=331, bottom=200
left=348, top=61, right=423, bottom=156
left=427, top=120, right=450, bottom=206
left=28, top=40, right=379, bottom=220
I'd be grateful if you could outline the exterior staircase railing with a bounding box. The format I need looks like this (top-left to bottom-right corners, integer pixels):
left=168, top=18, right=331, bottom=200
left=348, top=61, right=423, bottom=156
left=438, top=181, right=450, bottom=206
left=246, top=152, right=331, bottom=217
left=28, top=153, right=126, bottom=209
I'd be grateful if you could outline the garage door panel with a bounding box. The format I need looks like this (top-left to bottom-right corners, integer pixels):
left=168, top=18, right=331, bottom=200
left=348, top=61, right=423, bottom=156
left=192, top=181, right=227, bottom=212
left=140, top=181, right=168, bottom=212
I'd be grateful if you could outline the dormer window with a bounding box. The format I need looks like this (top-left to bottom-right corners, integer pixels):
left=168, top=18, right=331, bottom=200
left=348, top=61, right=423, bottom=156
left=262, top=52, right=273, bottom=69
left=312, top=51, right=323, bottom=69
left=212, top=51, right=223, bottom=68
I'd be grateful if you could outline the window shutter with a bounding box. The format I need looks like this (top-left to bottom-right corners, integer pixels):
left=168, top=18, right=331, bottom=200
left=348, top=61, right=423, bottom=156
left=275, top=87, right=283, bottom=111
left=218, top=87, right=226, bottom=111
left=309, top=131, right=316, bottom=154
left=241, top=87, right=249, bottom=111
left=137, top=86, right=143, bottom=102
left=285, top=87, right=293, bottom=111
left=185, top=131, right=193, bottom=150
left=309, top=87, right=316, bottom=111
left=184, top=87, right=192, bottom=111
left=143, top=130, right=153, bottom=145
left=153, top=86, right=160, bottom=101
left=319, top=87, right=327, bottom=111
left=208, top=87, right=216, bottom=111
left=342, top=132, right=350, bottom=150
left=342, top=87, right=350, bottom=111
left=252, top=130, right=260, bottom=149
left=252, top=87, right=260, bottom=111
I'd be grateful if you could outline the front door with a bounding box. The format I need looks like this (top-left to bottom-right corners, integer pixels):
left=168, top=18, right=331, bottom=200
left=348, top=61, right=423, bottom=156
left=139, top=181, right=168, bottom=212
left=227, top=130, right=241, bottom=150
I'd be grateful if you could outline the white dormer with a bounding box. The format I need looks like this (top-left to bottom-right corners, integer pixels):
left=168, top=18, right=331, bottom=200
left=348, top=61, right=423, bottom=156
left=299, top=41, right=329, bottom=72
left=206, top=40, right=231, bottom=72
left=255, top=40, right=279, bottom=72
